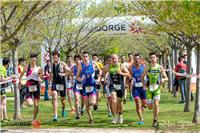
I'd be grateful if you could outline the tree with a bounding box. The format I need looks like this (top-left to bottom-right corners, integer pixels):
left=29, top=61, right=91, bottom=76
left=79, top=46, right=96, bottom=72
left=0, top=1, right=52, bottom=120
left=127, top=1, right=200, bottom=118
left=0, top=1, right=52, bottom=44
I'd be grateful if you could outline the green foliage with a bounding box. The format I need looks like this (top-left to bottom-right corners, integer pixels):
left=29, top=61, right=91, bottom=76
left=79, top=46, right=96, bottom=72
left=131, top=1, right=200, bottom=36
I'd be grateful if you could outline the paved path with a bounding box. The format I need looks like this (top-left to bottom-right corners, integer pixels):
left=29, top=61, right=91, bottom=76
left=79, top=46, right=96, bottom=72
left=1, top=128, right=196, bottom=133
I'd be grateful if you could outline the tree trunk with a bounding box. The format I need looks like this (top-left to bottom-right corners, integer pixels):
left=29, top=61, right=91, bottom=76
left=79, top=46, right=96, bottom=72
left=171, top=49, right=175, bottom=86
left=49, top=46, right=53, bottom=73
left=167, top=54, right=173, bottom=92
left=12, top=48, right=21, bottom=120
left=192, top=44, right=200, bottom=123
left=184, top=47, right=192, bottom=112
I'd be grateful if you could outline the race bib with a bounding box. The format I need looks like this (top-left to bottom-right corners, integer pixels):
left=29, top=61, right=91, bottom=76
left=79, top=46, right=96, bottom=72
left=95, top=80, right=99, bottom=85
left=135, top=82, right=143, bottom=87
left=66, top=80, right=72, bottom=88
left=149, top=84, right=159, bottom=91
left=76, top=84, right=83, bottom=90
left=113, top=84, right=121, bottom=90
left=85, top=86, right=94, bottom=93
left=28, top=85, right=37, bottom=92
left=56, top=84, right=64, bottom=91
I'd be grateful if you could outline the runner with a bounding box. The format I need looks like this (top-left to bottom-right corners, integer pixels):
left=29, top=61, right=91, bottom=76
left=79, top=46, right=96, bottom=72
left=72, top=54, right=84, bottom=119
left=127, top=53, right=134, bottom=101
left=103, top=56, right=112, bottom=117
left=76, top=51, right=102, bottom=124
left=19, top=54, right=43, bottom=120
left=142, top=52, right=168, bottom=127
left=129, top=53, right=146, bottom=125
left=120, top=55, right=129, bottom=104
left=51, top=51, right=72, bottom=121
left=18, top=57, right=27, bottom=107
left=92, top=53, right=103, bottom=110
left=66, top=55, right=75, bottom=113
left=104, top=54, right=130, bottom=124
left=0, top=58, right=15, bottom=122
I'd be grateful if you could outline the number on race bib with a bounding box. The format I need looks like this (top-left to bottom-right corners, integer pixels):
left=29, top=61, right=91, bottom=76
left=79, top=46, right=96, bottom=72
left=149, top=84, right=159, bottom=91
left=56, top=84, right=64, bottom=91
left=76, top=84, right=83, bottom=90
left=135, top=82, right=143, bottom=87
left=85, top=86, right=94, bottom=93
left=66, top=80, right=72, bottom=88
left=113, top=84, right=121, bottom=90
left=28, top=85, right=37, bottom=92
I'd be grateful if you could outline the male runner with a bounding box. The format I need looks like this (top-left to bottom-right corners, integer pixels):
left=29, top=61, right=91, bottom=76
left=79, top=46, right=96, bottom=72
left=129, top=54, right=146, bottom=125
left=104, top=54, right=130, bottom=124
left=142, top=52, right=168, bottom=127
left=76, top=51, right=102, bottom=124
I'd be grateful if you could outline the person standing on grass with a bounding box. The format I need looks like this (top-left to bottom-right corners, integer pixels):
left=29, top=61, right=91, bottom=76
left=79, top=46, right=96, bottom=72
left=142, top=52, right=168, bottom=127
left=18, top=57, right=27, bottom=107
left=19, top=54, right=43, bottom=121
left=51, top=51, right=72, bottom=122
left=104, top=54, right=131, bottom=124
left=175, top=56, right=187, bottom=104
left=66, top=55, right=75, bottom=114
left=129, top=53, right=146, bottom=125
left=76, top=51, right=101, bottom=124
left=0, top=58, right=15, bottom=122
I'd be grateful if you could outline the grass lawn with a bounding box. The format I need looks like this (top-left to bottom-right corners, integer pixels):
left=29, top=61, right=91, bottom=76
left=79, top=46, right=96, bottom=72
left=1, top=89, right=200, bottom=132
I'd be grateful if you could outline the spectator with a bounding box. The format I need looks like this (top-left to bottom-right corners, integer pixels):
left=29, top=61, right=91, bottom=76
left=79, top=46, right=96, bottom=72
left=175, top=56, right=187, bottom=104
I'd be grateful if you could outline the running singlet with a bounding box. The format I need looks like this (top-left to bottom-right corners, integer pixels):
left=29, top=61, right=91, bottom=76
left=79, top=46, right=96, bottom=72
left=132, top=65, right=145, bottom=88
left=52, top=62, right=65, bottom=85
left=147, top=64, right=161, bottom=91
left=73, top=65, right=82, bottom=84
left=109, top=63, right=124, bottom=90
left=81, top=61, right=95, bottom=86
left=26, top=65, right=40, bottom=92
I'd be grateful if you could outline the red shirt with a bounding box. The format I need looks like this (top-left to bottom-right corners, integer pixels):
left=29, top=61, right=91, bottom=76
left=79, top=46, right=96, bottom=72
left=175, top=62, right=187, bottom=79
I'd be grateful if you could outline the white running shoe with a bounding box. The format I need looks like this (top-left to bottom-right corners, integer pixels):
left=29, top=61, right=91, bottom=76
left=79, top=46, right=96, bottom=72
left=118, top=116, right=123, bottom=124
left=111, top=118, right=117, bottom=124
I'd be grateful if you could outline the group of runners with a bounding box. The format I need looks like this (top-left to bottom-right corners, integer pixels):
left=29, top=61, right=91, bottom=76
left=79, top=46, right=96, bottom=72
left=0, top=51, right=168, bottom=127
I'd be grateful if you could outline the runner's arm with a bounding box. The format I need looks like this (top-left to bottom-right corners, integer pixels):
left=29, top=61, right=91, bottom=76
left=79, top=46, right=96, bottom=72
left=104, top=65, right=109, bottom=84
left=76, top=64, right=82, bottom=82
left=62, top=62, right=73, bottom=77
left=38, top=67, right=43, bottom=81
left=128, top=65, right=134, bottom=86
left=119, top=64, right=131, bottom=78
left=141, top=66, right=148, bottom=88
